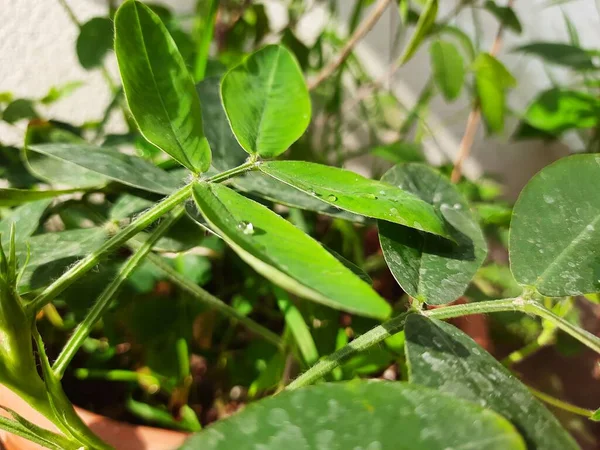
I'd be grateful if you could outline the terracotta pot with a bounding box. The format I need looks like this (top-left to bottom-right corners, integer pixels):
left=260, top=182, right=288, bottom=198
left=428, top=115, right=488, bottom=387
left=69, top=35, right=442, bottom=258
left=0, top=385, right=189, bottom=450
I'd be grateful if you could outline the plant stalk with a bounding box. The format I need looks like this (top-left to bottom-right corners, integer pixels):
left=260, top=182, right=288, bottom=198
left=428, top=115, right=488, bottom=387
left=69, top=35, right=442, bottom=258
left=52, top=207, right=185, bottom=378
left=27, top=184, right=193, bottom=315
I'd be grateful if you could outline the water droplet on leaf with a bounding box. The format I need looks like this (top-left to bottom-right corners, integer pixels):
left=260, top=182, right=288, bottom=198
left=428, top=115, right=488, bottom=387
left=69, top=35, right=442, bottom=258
left=366, top=193, right=378, bottom=200
left=237, top=221, right=254, bottom=235
left=327, top=194, right=338, bottom=202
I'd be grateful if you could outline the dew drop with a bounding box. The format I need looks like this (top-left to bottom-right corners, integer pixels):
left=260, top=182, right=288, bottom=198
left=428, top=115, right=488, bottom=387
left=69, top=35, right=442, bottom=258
left=453, top=203, right=462, bottom=209
left=327, top=194, right=338, bottom=202
left=379, top=190, right=386, bottom=195
left=366, top=193, right=378, bottom=200
left=308, top=189, right=317, bottom=196
left=543, top=194, right=555, bottom=204
left=237, top=221, right=254, bottom=235
left=390, top=208, right=398, bottom=215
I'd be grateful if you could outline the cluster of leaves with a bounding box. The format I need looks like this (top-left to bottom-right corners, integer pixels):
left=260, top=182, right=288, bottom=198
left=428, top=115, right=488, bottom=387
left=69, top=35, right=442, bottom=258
left=1, top=0, right=600, bottom=449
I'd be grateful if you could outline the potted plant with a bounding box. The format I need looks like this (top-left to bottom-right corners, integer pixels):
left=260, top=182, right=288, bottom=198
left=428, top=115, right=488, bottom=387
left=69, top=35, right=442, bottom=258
left=1, top=0, right=600, bottom=448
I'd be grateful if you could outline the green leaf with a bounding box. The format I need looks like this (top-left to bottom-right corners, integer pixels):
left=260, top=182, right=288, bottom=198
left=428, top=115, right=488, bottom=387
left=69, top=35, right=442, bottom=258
left=40, top=81, right=84, bottom=105
left=473, top=53, right=516, bottom=133
left=114, top=0, right=211, bottom=173
left=179, top=381, right=525, bottom=450
left=0, top=200, right=51, bottom=247
left=515, top=42, right=597, bottom=70
left=259, top=161, right=450, bottom=238
left=379, top=164, right=486, bottom=305
left=0, top=187, right=84, bottom=207
left=221, top=45, right=311, bottom=158
left=430, top=40, right=465, bottom=101
left=398, top=0, right=438, bottom=66
left=2, top=99, right=38, bottom=124
left=591, top=408, right=600, bottom=421
left=523, top=88, right=600, bottom=134
left=17, top=228, right=109, bottom=292
left=370, top=141, right=425, bottom=164
left=196, top=78, right=247, bottom=171
left=234, top=172, right=366, bottom=223
left=76, top=17, right=114, bottom=69
left=405, top=314, right=578, bottom=449
left=192, top=183, right=391, bottom=319
left=28, top=144, right=182, bottom=195
left=109, top=194, right=155, bottom=220
left=483, top=1, right=522, bottom=34
left=509, top=154, right=600, bottom=296
left=434, top=25, right=476, bottom=61
left=274, top=286, right=319, bottom=366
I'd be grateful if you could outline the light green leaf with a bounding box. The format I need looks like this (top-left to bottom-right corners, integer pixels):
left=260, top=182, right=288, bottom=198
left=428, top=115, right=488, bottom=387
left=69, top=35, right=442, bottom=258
left=473, top=53, right=516, bottom=133
left=196, top=78, right=247, bottom=171
left=28, top=144, right=182, bottom=195
left=234, top=172, right=366, bottom=223
left=192, top=183, right=391, bottom=319
left=484, top=1, right=522, bottom=34
left=0, top=187, right=84, bottom=207
left=17, top=228, right=109, bottom=292
left=40, top=81, right=84, bottom=105
left=221, top=45, right=311, bottom=158
left=591, top=408, right=600, bottom=421
left=370, top=141, right=425, bottom=164
left=515, top=42, right=596, bottom=70
left=114, top=0, right=211, bottom=173
left=435, top=25, right=476, bottom=61
left=524, top=88, right=600, bottom=134
left=274, top=286, right=319, bottom=366
left=0, top=200, right=51, bottom=247
left=259, top=161, right=450, bottom=238
left=179, top=381, right=525, bottom=450
left=509, top=154, right=600, bottom=296
left=398, top=0, right=438, bottom=66
left=76, top=17, right=114, bottom=69
left=430, top=40, right=465, bottom=101
left=405, top=314, right=578, bottom=449
left=379, top=164, right=486, bottom=305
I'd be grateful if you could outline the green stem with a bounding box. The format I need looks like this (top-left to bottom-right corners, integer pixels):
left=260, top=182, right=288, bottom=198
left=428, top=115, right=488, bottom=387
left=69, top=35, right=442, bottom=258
left=74, top=368, right=161, bottom=388
left=528, top=386, right=594, bottom=418
left=287, top=298, right=600, bottom=390
left=52, top=208, right=185, bottom=378
left=205, top=160, right=259, bottom=183
left=27, top=184, right=192, bottom=315
left=142, top=251, right=284, bottom=349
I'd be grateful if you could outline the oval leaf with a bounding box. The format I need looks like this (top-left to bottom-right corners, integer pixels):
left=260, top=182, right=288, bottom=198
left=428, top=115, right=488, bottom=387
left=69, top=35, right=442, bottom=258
left=192, top=183, right=391, bottom=319
left=114, top=0, right=211, bottom=173
left=484, top=1, right=522, bottom=34
left=221, top=45, right=311, bottom=158
left=259, top=161, right=450, bottom=238
left=515, top=42, right=596, bottom=70
left=28, top=144, right=182, bottom=195
left=76, top=17, right=114, bottom=69
left=509, top=154, right=600, bottom=296
left=179, top=381, right=525, bottom=450
left=405, top=314, right=578, bottom=449
left=430, top=40, right=465, bottom=101
left=379, top=164, right=486, bottom=305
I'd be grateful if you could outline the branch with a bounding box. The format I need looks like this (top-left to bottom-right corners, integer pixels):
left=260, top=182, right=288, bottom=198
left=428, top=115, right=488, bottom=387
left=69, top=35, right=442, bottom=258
left=308, top=0, right=394, bottom=91
left=449, top=0, right=515, bottom=183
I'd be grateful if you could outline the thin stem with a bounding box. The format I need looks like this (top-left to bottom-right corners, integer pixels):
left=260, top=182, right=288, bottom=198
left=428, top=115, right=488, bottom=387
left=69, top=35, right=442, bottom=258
left=27, top=184, right=193, bottom=314
left=449, top=0, right=515, bottom=183
left=205, top=160, right=259, bottom=183
left=308, top=0, right=394, bottom=91
left=52, top=208, right=185, bottom=378
left=193, top=0, right=218, bottom=82
left=142, top=251, right=284, bottom=349
left=529, top=386, right=594, bottom=418
left=287, top=298, right=600, bottom=390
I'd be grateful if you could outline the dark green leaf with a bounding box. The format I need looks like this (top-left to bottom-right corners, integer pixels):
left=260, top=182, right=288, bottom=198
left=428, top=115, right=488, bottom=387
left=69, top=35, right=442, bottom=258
left=196, top=78, right=247, bottom=171
left=509, top=154, right=600, bottom=296
left=109, top=194, right=155, bottom=220
left=515, top=42, right=597, bottom=70
left=0, top=187, right=83, bottom=207
left=221, top=45, right=311, bottom=158
left=234, top=172, right=366, bottom=223
left=523, top=88, right=600, bottom=133
left=193, top=183, right=391, bottom=319
left=379, top=164, right=486, bottom=305
left=405, top=314, right=578, bottom=449
left=115, top=0, right=211, bottom=173
left=399, top=0, right=438, bottom=65
left=76, top=17, right=114, bottom=69
left=179, top=381, right=525, bottom=450
left=2, top=99, right=38, bottom=124
left=484, top=1, right=522, bottom=34
left=370, top=141, right=425, bottom=163
left=259, top=161, right=450, bottom=238
left=473, top=53, right=516, bottom=133
left=28, top=144, right=182, bottom=195
left=430, top=40, right=465, bottom=101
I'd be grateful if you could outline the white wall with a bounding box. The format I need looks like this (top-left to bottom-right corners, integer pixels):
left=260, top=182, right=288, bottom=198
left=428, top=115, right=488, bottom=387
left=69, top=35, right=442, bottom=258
left=1, top=0, right=597, bottom=197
